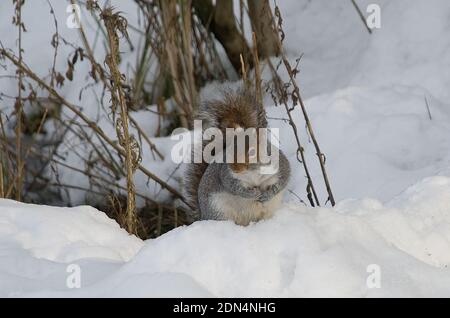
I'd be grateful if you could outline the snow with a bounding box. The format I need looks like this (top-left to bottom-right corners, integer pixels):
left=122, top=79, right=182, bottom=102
left=1, top=0, right=450, bottom=297
left=0, top=200, right=142, bottom=263
left=274, top=85, right=450, bottom=203
left=2, top=177, right=450, bottom=297
left=126, top=177, right=450, bottom=297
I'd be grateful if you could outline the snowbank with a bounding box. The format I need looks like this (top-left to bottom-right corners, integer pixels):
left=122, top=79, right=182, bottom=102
left=124, top=177, right=450, bottom=297
left=0, top=200, right=143, bottom=263
left=1, top=176, right=450, bottom=297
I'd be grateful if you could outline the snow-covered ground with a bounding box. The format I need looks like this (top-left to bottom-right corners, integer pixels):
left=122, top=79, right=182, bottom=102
left=1, top=0, right=450, bottom=297
left=2, top=176, right=450, bottom=297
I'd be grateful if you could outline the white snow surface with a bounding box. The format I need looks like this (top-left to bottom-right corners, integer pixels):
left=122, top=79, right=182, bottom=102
left=1, top=0, right=450, bottom=297
left=2, top=177, right=450, bottom=297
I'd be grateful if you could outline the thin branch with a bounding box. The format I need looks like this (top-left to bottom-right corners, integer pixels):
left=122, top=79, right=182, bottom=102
left=351, top=0, right=372, bottom=34
left=268, top=60, right=320, bottom=207
left=424, top=96, right=432, bottom=120
left=14, top=0, right=25, bottom=200
left=272, top=5, right=336, bottom=206
left=0, top=48, right=194, bottom=210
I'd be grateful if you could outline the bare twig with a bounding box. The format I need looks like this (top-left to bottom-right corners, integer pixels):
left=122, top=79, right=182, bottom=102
left=272, top=5, right=336, bottom=206
left=14, top=0, right=25, bottom=200
left=351, top=0, right=372, bottom=34
left=5, top=109, right=48, bottom=198
left=424, top=96, right=432, bottom=120
left=268, top=60, right=319, bottom=207
left=240, top=54, right=248, bottom=87
left=0, top=48, right=193, bottom=209
left=252, top=32, right=263, bottom=108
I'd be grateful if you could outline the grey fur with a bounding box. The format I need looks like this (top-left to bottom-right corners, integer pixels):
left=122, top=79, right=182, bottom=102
left=183, top=88, right=268, bottom=221
left=197, top=146, right=291, bottom=224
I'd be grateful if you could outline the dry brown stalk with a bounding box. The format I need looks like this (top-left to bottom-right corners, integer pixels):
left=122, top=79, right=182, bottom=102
left=13, top=0, right=25, bottom=200
left=267, top=60, right=320, bottom=207
left=0, top=113, right=12, bottom=199
left=0, top=48, right=194, bottom=210
left=252, top=32, right=263, bottom=108
left=272, top=6, right=336, bottom=206
left=240, top=53, right=249, bottom=89
left=129, top=115, right=164, bottom=160
left=0, top=163, right=3, bottom=198
left=70, top=0, right=163, bottom=161
left=159, top=0, right=197, bottom=128
left=5, top=109, right=48, bottom=198
left=351, top=0, right=373, bottom=35
left=103, top=8, right=141, bottom=234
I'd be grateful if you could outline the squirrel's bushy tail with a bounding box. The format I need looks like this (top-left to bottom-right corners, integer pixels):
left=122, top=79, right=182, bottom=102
left=183, top=88, right=268, bottom=220
left=184, top=160, right=208, bottom=219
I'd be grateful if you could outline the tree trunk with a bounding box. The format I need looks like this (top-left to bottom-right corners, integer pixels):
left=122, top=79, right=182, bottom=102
left=193, top=0, right=253, bottom=74
left=247, top=0, right=280, bottom=59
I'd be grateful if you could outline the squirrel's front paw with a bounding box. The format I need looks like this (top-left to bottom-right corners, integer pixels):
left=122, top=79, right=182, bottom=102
left=257, top=191, right=271, bottom=203
left=241, top=187, right=261, bottom=199
left=257, top=185, right=280, bottom=203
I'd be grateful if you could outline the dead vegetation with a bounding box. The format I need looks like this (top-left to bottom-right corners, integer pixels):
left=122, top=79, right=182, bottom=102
left=0, top=0, right=334, bottom=239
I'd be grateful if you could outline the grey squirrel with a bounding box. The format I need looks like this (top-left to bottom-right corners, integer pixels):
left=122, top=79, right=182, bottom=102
left=184, top=89, right=290, bottom=226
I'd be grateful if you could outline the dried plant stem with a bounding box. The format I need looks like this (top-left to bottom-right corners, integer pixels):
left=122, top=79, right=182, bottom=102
left=283, top=61, right=335, bottom=206
left=71, top=0, right=105, bottom=83
left=0, top=48, right=193, bottom=210
left=272, top=7, right=336, bottom=206
left=15, top=0, right=24, bottom=201
left=5, top=109, right=48, bottom=198
left=180, top=0, right=198, bottom=115
left=424, top=96, right=432, bottom=120
left=268, top=60, right=320, bottom=207
left=46, top=0, right=59, bottom=87
left=278, top=56, right=335, bottom=205
left=160, top=0, right=194, bottom=128
left=129, top=115, right=164, bottom=160
left=240, top=54, right=249, bottom=89
left=103, top=9, right=139, bottom=234
left=71, top=1, right=163, bottom=161
left=0, top=113, right=11, bottom=199
left=5, top=139, right=156, bottom=205
left=239, top=0, right=245, bottom=39
left=252, top=32, right=263, bottom=107
left=0, top=158, right=4, bottom=198
left=351, top=0, right=372, bottom=34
